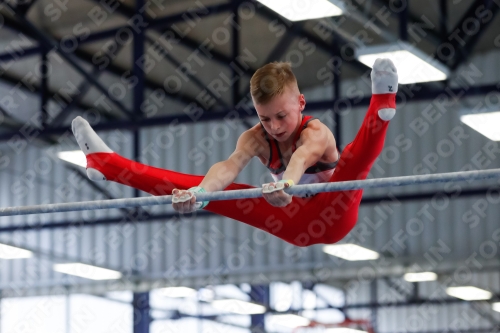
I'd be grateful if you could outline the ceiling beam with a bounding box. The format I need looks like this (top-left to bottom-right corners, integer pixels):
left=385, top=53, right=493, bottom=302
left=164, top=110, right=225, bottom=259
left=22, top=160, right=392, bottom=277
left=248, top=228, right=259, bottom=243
left=1, top=6, right=135, bottom=119
left=0, top=45, right=40, bottom=62
left=87, top=0, right=248, bottom=71
left=0, top=70, right=115, bottom=127
left=0, top=10, right=201, bottom=114
left=0, top=80, right=497, bottom=140
left=253, top=1, right=369, bottom=74
left=448, top=0, right=500, bottom=70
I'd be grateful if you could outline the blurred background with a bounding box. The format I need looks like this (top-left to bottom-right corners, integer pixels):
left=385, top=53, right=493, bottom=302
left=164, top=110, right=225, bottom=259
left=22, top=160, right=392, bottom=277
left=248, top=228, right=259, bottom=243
left=0, top=0, right=500, bottom=332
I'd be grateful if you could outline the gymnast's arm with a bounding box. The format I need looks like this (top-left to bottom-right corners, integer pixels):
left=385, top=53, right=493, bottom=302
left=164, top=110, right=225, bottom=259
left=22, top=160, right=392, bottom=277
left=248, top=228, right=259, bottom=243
left=172, top=129, right=262, bottom=213
left=261, top=122, right=334, bottom=207
left=199, top=129, right=261, bottom=192
left=282, top=121, right=334, bottom=184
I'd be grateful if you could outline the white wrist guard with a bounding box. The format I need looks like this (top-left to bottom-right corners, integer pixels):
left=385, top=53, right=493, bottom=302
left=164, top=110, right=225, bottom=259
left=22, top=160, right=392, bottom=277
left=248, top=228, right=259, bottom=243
left=172, top=186, right=209, bottom=210
left=188, top=186, right=209, bottom=209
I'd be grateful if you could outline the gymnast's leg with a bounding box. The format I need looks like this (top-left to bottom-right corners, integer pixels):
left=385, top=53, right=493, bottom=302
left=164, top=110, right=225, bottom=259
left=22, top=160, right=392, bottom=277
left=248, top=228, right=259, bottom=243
left=71, top=117, right=260, bottom=195
left=70, top=58, right=397, bottom=247
left=72, top=117, right=334, bottom=246
left=72, top=117, right=310, bottom=243
left=313, top=58, right=398, bottom=244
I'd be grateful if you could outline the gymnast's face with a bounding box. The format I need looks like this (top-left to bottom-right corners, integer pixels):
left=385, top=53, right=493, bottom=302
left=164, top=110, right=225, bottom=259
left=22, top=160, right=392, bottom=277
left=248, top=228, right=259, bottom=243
left=255, top=85, right=306, bottom=143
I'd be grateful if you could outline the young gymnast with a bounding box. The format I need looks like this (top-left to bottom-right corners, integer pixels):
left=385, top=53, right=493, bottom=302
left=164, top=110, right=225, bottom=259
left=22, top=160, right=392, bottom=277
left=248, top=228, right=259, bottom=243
left=72, top=58, right=398, bottom=247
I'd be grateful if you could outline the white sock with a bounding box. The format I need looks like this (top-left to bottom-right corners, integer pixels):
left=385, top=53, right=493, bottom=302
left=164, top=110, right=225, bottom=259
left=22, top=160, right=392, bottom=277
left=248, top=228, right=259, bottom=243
left=71, top=116, right=113, bottom=154
left=371, top=58, right=398, bottom=121
left=371, top=58, right=398, bottom=94
left=71, top=116, right=112, bottom=181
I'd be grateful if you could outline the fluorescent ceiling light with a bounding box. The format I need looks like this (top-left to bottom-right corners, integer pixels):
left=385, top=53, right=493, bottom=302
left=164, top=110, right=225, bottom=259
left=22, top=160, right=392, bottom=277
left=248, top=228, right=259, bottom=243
left=269, top=314, right=311, bottom=328
left=57, top=150, right=86, bottom=167
left=326, top=329, right=368, bottom=333
left=404, top=272, right=438, bottom=282
left=460, top=111, right=500, bottom=141
left=161, top=287, right=197, bottom=298
left=446, top=286, right=492, bottom=301
left=356, top=42, right=449, bottom=84
left=256, top=0, right=343, bottom=21
left=323, top=244, right=379, bottom=261
left=492, top=302, right=500, bottom=312
left=0, top=243, right=32, bottom=259
left=211, top=299, right=266, bottom=315
left=53, top=263, right=122, bottom=280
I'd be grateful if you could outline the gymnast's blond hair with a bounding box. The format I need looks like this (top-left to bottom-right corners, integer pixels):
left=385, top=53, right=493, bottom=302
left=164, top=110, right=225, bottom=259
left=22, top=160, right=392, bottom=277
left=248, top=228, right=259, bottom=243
left=250, top=62, right=299, bottom=105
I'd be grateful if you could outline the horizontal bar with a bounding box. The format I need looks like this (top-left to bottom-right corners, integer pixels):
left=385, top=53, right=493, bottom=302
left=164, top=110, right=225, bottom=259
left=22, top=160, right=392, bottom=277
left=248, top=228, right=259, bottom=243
left=0, top=185, right=493, bottom=233
left=0, top=169, right=499, bottom=217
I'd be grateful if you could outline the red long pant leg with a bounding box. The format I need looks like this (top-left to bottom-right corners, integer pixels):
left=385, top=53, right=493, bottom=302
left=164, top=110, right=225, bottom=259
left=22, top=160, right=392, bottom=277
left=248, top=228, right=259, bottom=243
left=86, top=152, right=298, bottom=240
left=84, top=94, right=394, bottom=247
left=86, top=152, right=298, bottom=243
left=312, top=93, right=396, bottom=244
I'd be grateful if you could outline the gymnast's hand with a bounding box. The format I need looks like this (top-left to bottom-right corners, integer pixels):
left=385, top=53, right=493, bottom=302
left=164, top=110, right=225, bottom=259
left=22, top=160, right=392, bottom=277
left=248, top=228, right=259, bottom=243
left=172, top=187, right=209, bottom=213
left=262, top=180, right=294, bottom=207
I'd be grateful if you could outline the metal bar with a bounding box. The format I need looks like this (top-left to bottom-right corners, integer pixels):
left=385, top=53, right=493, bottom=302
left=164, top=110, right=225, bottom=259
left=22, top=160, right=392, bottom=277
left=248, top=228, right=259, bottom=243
left=0, top=184, right=495, bottom=233
left=0, top=169, right=499, bottom=217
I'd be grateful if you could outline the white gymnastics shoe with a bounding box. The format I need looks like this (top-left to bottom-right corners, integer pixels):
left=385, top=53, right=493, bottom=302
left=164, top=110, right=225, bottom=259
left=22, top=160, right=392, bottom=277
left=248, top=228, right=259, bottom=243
left=371, top=58, right=398, bottom=121
left=371, top=58, right=398, bottom=94
left=71, top=116, right=113, bottom=181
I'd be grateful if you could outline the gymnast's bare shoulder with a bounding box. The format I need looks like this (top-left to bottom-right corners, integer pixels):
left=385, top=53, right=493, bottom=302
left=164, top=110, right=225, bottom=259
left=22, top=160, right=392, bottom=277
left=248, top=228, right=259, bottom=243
left=228, top=124, right=269, bottom=166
